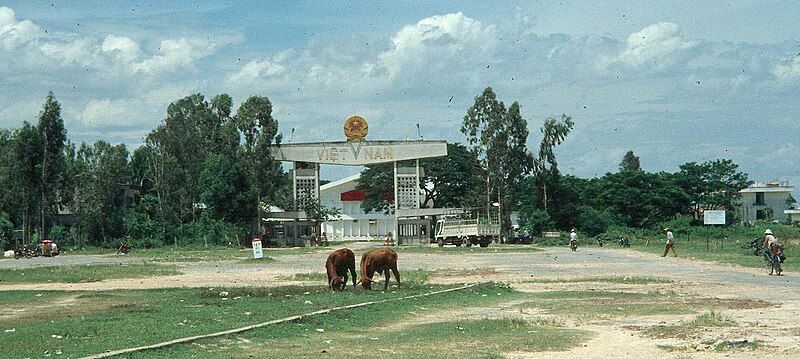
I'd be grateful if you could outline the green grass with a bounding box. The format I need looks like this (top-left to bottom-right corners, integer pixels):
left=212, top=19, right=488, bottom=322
left=157, top=318, right=587, bottom=359
left=516, top=290, right=695, bottom=319
left=0, top=263, right=182, bottom=284
left=524, top=276, right=672, bottom=285
left=0, top=271, right=525, bottom=359
left=645, top=310, right=736, bottom=339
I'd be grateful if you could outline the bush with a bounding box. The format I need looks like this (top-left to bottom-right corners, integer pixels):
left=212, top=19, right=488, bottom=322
left=576, top=205, right=611, bottom=237
left=123, top=211, right=163, bottom=248
left=520, top=209, right=553, bottom=235
left=48, top=225, right=71, bottom=245
left=0, top=211, right=13, bottom=250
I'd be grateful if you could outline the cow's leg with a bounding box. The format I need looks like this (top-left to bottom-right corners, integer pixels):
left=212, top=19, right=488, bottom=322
left=384, top=269, right=390, bottom=291
left=327, top=271, right=332, bottom=290
left=390, top=263, right=400, bottom=288
left=349, top=263, right=358, bottom=288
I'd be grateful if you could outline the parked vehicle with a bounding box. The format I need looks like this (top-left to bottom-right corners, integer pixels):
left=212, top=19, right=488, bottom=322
left=434, top=213, right=499, bottom=248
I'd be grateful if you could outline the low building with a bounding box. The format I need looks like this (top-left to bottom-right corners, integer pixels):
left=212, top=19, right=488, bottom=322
left=737, top=180, right=795, bottom=223
left=319, top=174, right=395, bottom=240
left=785, top=209, right=800, bottom=223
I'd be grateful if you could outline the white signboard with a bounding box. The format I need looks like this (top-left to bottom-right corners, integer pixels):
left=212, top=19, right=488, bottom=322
left=252, top=238, right=264, bottom=259
left=271, top=140, right=447, bottom=165
left=703, top=210, right=726, bottom=225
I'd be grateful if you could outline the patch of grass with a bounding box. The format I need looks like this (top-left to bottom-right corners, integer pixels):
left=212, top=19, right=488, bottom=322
left=0, top=263, right=182, bottom=284
left=126, top=246, right=250, bottom=262
left=525, top=276, right=672, bottom=285
left=1, top=276, right=521, bottom=358
left=715, top=339, right=760, bottom=352
left=143, top=314, right=587, bottom=358
left=236, top=256, right=275, bottom=264
left=645, top=310, right=736, bottom=339
left=518, top=290, right=694, bottom=319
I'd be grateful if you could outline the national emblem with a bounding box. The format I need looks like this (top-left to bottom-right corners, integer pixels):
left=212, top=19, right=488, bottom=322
left=343, top=115, right=368, bottom=142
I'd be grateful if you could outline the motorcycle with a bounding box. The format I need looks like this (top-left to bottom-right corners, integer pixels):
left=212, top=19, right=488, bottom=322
left=618, top=236, right=630, bottom=248
left=763, top=244, right=785, bottom=276
left=569, top=239, right=578, bottom=251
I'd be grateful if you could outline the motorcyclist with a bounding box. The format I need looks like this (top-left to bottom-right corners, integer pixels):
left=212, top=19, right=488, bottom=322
left=762, top=229, right=784, bottom=275
left=569, top=229, right=578, bottom=251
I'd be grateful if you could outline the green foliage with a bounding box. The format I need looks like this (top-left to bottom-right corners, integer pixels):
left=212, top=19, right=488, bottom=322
left=619, top=150, right=641, bottom=171
left=461, top=88, right=536, bottom=235
left=519, top=208, right=553, bottom=235
left=676, top=159, right=751, bottom=217
left=576, top=205, right=611, bottom=237
left=0, top=211, right=13, bottom=250
left=358, top=143, right=485, bottom=214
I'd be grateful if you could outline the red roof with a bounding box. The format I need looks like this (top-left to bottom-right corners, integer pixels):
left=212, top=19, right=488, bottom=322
left=341, top=190, right=366, bottom=201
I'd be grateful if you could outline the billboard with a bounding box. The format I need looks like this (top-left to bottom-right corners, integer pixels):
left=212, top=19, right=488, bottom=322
left=703, top=210, right=726, bottom=225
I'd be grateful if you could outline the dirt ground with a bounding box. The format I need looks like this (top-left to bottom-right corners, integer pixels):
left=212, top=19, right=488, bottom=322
left=2, top=243, right=799, bottom=358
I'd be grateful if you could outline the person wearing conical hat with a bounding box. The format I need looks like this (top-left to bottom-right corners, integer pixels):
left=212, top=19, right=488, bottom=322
left=661, top=228, right=676, bottom=257
left=569, top=228, right=578, bottom=251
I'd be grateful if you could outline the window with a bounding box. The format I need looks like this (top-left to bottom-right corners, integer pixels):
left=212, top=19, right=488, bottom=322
left=756, top=210, right=765, bottom=220
left=755, top=192, right=765, bottom=206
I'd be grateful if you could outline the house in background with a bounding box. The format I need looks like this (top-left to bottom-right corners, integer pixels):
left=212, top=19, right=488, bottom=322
left=319, top=174, right=395, bottom=240
left=736, top=180, right=795, bottom=223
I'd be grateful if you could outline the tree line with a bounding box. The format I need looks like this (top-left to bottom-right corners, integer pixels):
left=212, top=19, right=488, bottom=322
left=0, top=89, right=752, bottom=249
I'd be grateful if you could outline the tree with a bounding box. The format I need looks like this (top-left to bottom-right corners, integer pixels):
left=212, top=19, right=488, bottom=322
left=619, top=150, right=641, bottom=171
left=234, top=96, right=284, bottom=231
left=303, top=199, right=341, bottom=239
left=72, top=141, right=130, bottom=246
left=38, top=92, right=67, bottom=241
left=12, top=122, right=43, bottom=246
left=357, top=143, right=486, bottom=214
left=533, top=114, right=574, bottom=212
left=461, top=88, right=535, bottom=237
left=787, top=193, right=797, bottom=209
left=676, top=159, right=751, bottom=219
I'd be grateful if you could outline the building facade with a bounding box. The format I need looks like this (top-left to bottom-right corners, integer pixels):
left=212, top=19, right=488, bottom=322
left=319, top=174, right=394, bottom=240
left=736, top=180, right=795, bottom=223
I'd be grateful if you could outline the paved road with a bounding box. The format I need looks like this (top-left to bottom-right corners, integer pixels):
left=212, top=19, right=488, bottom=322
left=2, top=245, right=797, bottom=299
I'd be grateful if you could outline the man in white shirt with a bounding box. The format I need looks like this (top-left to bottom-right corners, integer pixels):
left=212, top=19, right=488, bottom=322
left=569, top=229, right=578, bottom=251
left=661, top=228, right=676, bottom=257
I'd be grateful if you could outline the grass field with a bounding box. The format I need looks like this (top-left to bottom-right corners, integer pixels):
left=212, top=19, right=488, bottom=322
left=0, top=263, right=182, bottom=284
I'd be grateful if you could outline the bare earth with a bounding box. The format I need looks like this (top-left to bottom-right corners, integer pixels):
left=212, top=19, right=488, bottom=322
left=2, top=244, right=799, bottom=358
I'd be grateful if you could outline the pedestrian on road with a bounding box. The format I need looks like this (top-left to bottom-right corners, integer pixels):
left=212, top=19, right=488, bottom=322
left=661, top=228, right=676, bottom=257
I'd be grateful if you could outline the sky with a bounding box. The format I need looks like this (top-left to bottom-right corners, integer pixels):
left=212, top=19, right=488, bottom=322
left=1, top=1, right=799, bottom=190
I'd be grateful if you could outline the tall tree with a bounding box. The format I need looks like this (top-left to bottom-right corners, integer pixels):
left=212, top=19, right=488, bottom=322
left=675, top=159, right=751, bottom=219
left=533, top=114, right=574, bottom=213
left=234, top=96, right=284, bottom=231
left=461, top=88, right=534, bottom=237
left=38, top=92, right=67, bottom=240
left=619, top=150, right=641, bottom=171
left=12, top=122, right=43, bottom=245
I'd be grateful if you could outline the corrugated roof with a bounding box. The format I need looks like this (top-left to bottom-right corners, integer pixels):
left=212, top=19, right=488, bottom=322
left=320, top=173, right=361, bottom=191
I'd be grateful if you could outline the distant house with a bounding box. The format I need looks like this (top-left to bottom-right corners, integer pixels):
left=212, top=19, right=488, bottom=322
left=736, top=180, right=795, bottom=223
left=319, top=174, right=395, bottom=239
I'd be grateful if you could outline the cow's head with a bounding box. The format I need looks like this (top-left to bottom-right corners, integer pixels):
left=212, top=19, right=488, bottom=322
left=359, top=276, right=376, bottom=290
left=330, top=276, right=346, bottom=291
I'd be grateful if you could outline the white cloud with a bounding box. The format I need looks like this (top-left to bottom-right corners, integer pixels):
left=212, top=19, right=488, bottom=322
left=0, top=7, right=41, bottom=50
left=39, top=38, right=101, bottom=67
left=132, top=37, right=216, bottom=75
left=370, top=12, right=498, bottom=78
left=615, top=22, right=696, bottom=68
left=101, top=35, right=140, bottom=63
left=229, top=49, right=294, bottom=83
left=772, top=56, right=800, bottom=81
left=78, top=99, right=136, bottom=128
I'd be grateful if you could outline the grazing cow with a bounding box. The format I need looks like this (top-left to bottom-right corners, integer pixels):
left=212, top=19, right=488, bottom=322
left=359, top=248, right=400, bottom=290
left=326, top=248, right=357, bottom=291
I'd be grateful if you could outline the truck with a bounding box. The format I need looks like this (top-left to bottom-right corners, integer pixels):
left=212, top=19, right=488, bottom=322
left=434, top=215, right=500, bottom=248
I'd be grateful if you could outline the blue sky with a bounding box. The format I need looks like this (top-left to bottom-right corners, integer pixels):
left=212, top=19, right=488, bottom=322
left=1, top=1, right=799, bottom=189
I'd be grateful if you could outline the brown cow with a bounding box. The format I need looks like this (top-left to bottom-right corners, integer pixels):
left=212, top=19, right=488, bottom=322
left=359, top=248, right=400, bottom=290
left=326, top=248, right=357, bottom=291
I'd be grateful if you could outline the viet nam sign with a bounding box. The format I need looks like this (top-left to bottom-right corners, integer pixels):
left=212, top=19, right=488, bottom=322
left=271, top=140, right=448, bottom=165
left=703, top=210, right=726, bottom=225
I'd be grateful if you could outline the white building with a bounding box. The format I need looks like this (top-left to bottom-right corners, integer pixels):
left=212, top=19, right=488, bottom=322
left=319, top=174, right=395, bottom=240
left=737, top=180, right=795, bottom=223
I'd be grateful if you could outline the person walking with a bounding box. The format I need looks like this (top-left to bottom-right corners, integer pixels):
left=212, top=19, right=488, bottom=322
left=661, top=228, right=676, bottom=257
